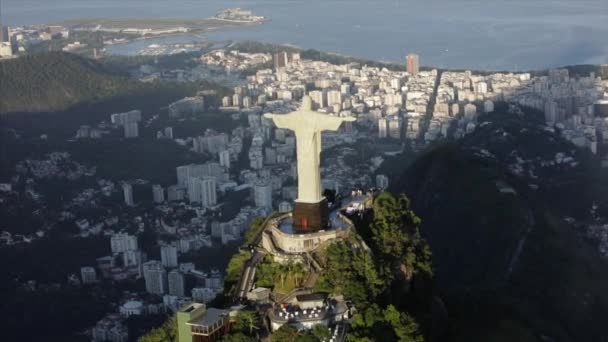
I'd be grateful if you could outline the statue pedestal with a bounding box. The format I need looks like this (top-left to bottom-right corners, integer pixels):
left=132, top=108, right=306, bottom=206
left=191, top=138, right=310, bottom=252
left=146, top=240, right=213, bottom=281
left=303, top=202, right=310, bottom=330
left=293, top=198, right=329, bottom=234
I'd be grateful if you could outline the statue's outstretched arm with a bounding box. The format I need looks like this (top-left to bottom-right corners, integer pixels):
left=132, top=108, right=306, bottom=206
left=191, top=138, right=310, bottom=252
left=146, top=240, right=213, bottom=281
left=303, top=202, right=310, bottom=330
left=263, top=113, right=296, bottom=130
left=315, top=114, right=356, bottom=131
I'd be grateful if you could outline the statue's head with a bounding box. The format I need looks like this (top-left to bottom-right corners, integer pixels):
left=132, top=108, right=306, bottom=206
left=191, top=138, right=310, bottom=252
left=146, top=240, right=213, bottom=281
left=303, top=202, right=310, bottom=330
left=301, top=96, right=313, bottom=111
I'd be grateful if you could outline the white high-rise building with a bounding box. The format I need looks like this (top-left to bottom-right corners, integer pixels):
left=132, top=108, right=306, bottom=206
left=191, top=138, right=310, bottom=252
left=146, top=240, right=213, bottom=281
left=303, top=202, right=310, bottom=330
left=164, top=127, right=174, bottom=139
left=195, top=133, right=229, bottom=154
left=152, top=184, right=165, bottom=203
left=341, top=83, right=351, bottom=95
left=222, top=96, right=232, bottom=107
left=309, top=90, right=326, bottom=109
left=142, top=261, right=167, bottom=295
left=110, top=233, right=138, bottom=253
left=219, top=149, right=231, bottom=169
left=189, top=176, right=217, bottom=207
left=187, top=176, right=202, bottom=203
left=192, top=287, right=217, bottom=303
left=168, top=270, right=185, bottom=297
left=243, top=96, right=252, bottom=108
left=123, top=183, right=134, bottom=206
left=0, top=42, right=13, bottom=57
left=475, top=81, right=488, bottom=94
left=161, top=245, right=178, bottom=268
left=464, top=103, right=478, bottom=120
left=232, top=93, right=242, bottom=107
left=484, top=100, right=495, bottom=113
left=545, top=100, right=559, bottom=125
left=80, top=266, right=97, bottom=284
left=176, top=165, right=190, bottom=187
left=124, top=122, right=139, bottom=138
left=278, top=201, right=293, bottom=213
left=254, top=180, right=273, bottom=210
left=167, top=185, right=186, bottom=202
left=327, top=90, right=342, bottom=107
left=388, top=116, right=403, bottom=139
left=177, top=164, right=201, bottom=187
left=452, top=103, right=460, bottom=116
left=378, top=118, right=388, bottom=138
left=201, top=177, right=217, bottom=208
left=264, top=147, right=277, bottom=165
left=376, top=174, right=389, bottom=190
left=123, top=250, right=142, bottom=268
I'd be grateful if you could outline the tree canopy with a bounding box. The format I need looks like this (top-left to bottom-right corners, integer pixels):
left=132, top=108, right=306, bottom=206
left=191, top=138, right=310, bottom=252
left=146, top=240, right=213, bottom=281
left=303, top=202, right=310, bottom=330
left=138, top=317, right=176, bottom=342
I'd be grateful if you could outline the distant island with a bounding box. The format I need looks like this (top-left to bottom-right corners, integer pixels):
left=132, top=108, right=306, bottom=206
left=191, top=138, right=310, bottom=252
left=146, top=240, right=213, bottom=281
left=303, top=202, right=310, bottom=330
left=214, top=8, right=267, bottom=23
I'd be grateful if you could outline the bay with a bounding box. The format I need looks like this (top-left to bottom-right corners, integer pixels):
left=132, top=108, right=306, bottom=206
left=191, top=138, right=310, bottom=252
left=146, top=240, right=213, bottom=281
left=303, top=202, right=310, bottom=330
left=3, top=0, right=608, bottom=70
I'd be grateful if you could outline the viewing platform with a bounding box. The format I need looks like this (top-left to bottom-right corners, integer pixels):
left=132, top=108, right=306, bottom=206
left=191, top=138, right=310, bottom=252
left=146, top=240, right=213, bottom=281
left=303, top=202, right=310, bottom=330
left=261, top=194, right=370, bottom=256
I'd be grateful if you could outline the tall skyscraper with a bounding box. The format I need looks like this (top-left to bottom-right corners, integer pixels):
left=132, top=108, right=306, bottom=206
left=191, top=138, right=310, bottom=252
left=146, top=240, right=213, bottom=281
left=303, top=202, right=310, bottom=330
left=187, top=176, right=217, bottom=207
left=254, top=180, right=273, bottom=211
left=177, top=164, right=202, bottom=187
left=123, top=250, right=142, bottom=267
left=544, top=100, right=559, bottom=125
left=406, top=53, right=420, bottom=75
left=378, top=118, right=388, bottom=138
left=110, top=233, right=138, bottom=253
left=168, top=270, right=185, bottom=297
left=309, top=90, right=326, bottom=109
left=111, top=110, right=141, bottom=138
left=200, top=177, right=217, bottom=208
left=124, top=122, right=139, bottom=138
left=123, top=183, right=134, bottom=206
left=187, top=176, right=202, bottom=203
left=161, top=245, right=179, bottom=268
left=0, top=26, right=9, bottom=44
left=388, top=116, right=403, bottom=139
left=152, top=184, right=165, bottom=203
left=327, top=90, right=342, bottom=108
left=167, top=185, right=186, bottom=202
left=164, top=127, right=174, bottom=139
left=219, top=149, right=231, bottom=169
left=176, top=165, right=190, bottom=187
left=143, top=261, right=167, bottom=295
left=273, top=51, right=289, bottom=71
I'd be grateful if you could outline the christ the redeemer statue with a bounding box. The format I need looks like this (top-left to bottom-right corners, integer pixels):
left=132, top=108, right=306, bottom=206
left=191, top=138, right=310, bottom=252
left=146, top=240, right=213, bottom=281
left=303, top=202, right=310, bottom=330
left=264, top=96, right=355, bottom=232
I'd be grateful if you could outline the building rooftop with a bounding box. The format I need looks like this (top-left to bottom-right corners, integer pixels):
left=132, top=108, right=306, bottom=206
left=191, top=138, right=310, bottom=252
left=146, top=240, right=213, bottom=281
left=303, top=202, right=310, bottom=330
left=187, top=308, right=229, bottom=328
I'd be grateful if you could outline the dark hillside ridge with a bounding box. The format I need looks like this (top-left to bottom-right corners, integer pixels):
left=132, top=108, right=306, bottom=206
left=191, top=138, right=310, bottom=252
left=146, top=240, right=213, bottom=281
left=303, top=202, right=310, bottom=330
left=0, top=52, right=138, bottom=113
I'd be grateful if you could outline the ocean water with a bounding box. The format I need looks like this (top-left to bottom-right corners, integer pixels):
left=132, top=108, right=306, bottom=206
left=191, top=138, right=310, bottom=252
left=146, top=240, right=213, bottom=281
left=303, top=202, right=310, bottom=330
left=3, top=0, right=608, bottom=70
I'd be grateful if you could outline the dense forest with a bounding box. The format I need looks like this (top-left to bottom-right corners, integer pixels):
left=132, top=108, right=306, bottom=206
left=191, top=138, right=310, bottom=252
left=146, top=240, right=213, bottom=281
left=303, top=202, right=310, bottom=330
left=0, top=52, right=150, bottom=113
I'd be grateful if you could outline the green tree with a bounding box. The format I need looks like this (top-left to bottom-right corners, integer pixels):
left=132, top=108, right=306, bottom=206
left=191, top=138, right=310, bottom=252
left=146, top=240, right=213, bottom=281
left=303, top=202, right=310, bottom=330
left=271, top=324, right=299, bottom=342
left=383, top=305, right=423, bottom=342
left=318, top=242, right=385, bottom=305
left=312, top=324, right=331, bottom=341
left=295, top=331, right=320, bottom=342
left=138, top=317, right=176, bottom=342
left=232, top=310, right=260, bottom=336
left=370, top=192, right=433, bottom=281
left=255, top=256, right=280, bottom=288
left=292, top=261, right=306, bottom=287
left=244, top=217, right=265, bottom=245
left=221, top=332, right=257, bottom=342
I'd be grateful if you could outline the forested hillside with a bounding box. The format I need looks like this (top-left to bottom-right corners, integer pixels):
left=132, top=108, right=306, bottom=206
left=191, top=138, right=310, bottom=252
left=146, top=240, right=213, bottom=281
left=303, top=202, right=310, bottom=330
left=392, top=108, right=608, bottom=341
left=0, top=52, right=142, bottom=113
